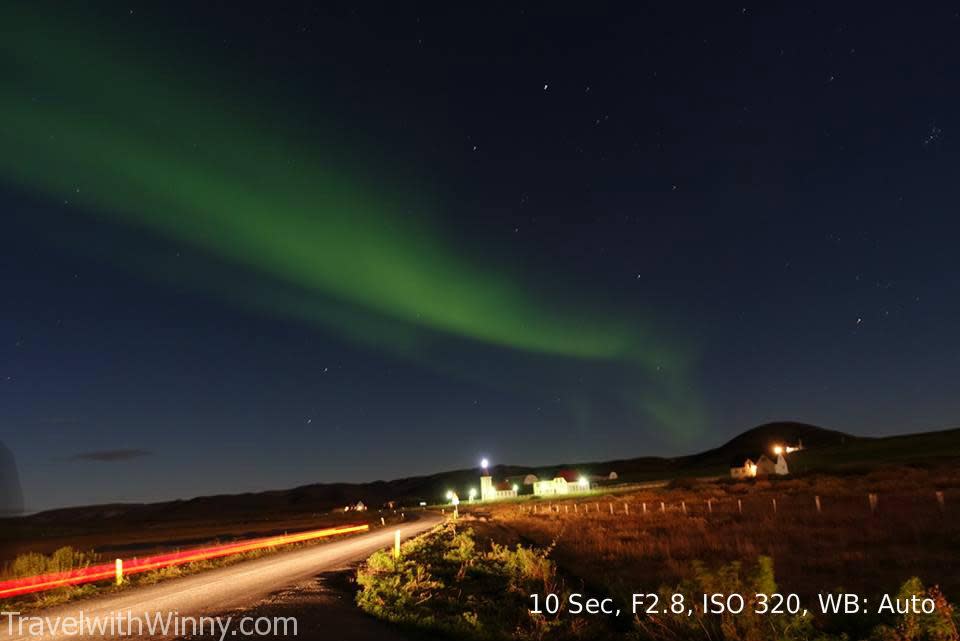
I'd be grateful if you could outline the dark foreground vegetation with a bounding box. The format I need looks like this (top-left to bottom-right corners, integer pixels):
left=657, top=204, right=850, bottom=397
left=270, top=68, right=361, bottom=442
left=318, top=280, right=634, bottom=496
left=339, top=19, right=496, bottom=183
left=358, top=463, right=960, bottom=640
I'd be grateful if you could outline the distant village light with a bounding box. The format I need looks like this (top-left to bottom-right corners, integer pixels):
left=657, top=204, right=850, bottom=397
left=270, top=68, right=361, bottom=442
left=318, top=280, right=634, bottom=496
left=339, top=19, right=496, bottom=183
left=773, top=445, right=784, bottom=455
left=578, top=476, right=589, bottom=488
left=468, top=487, right=477, bottom=500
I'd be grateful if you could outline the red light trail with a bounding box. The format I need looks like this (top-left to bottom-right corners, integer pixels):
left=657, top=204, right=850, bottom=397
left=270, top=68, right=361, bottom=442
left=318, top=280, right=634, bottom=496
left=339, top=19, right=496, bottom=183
left=0, top=523, right=369, bottom=600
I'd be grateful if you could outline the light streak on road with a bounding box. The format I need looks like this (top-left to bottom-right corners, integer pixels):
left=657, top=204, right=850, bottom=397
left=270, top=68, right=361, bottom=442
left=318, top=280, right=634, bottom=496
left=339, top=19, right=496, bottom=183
left=0, top=524, right=368, bottom=599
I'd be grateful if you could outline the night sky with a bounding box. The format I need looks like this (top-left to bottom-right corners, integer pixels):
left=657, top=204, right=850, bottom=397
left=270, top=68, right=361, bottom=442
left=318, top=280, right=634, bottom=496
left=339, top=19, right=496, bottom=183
left=3, top=2, right=959, bottom=513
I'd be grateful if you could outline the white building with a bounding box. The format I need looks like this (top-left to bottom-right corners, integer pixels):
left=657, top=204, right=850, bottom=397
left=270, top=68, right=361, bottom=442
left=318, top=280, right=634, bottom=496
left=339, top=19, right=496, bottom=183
left=533, top=476, right=569, bottom=496
left=480, top=475, right=495, bottom=501
left=730, top=457, right=756, bottom=479
left=730, top=453, right=788, bottom=478
left=493, top=480, right=517, bottom=499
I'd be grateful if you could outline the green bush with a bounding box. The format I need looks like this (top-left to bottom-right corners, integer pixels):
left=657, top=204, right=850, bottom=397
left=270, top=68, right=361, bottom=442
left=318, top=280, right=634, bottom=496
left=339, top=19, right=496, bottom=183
left=356, top=523, right=576, bottom=640
left=869, top=578, right=959, bottom=641
left=634, top=556, right=837, bottom=641
left=5, top=546, right=100, bottom=579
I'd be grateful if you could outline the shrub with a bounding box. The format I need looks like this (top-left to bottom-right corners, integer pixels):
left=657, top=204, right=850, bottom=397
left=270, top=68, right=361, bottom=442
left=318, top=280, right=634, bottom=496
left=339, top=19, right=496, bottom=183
left=4, top=546, right=99, bottom=579
left=356, top=523, right=588, bottom=640
left=869, top=578, right=959, bottom=641
left=634, top=556, right=836, bottom=641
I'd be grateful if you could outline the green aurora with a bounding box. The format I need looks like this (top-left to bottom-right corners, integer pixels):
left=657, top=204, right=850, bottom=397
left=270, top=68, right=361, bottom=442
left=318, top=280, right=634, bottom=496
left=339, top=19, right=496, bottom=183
left=0, top=6, right=704, bottom=435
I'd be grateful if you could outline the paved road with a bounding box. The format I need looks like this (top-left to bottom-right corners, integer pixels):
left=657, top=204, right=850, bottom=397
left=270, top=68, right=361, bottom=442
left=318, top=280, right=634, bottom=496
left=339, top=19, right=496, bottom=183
left=0, top=515, right=443, bottom=640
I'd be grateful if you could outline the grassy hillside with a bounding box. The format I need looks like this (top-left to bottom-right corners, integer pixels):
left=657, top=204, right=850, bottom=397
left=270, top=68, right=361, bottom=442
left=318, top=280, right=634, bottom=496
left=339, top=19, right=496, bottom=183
left=789, top=426, right=960, bottom=473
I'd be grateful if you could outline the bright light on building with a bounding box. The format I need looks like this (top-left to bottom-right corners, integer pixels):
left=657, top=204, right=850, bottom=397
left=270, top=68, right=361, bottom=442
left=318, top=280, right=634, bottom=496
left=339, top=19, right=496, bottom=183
left=578, top=476, right=589, bottom=488
left=773, top=445, right=784, bottom=455
left=512, top=484, right=518, bottom=492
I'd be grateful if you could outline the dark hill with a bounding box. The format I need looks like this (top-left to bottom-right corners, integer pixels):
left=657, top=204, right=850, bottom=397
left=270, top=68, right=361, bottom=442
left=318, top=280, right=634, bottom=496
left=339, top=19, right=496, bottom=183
left=683, top=421, right=856, bottom=466
left=16, top=423, right=960, bottom=526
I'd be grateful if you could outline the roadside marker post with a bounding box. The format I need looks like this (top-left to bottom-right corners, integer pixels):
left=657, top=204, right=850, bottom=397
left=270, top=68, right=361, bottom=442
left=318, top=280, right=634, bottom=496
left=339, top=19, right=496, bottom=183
left=868, top=493, right=878, bottom=514
left=815, top=495, right=822, bottom=513
left=115, top=559, right=123, bottom=585
left=394, top=530, right=401, bottom=559
left=936, top=491, right=945, bottom=511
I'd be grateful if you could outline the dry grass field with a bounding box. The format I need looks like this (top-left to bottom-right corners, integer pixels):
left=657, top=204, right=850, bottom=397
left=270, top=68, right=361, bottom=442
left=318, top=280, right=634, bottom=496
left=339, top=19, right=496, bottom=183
left=0, top=509, right=384, bottom=567
left=469, top=464, right=960, bottom=606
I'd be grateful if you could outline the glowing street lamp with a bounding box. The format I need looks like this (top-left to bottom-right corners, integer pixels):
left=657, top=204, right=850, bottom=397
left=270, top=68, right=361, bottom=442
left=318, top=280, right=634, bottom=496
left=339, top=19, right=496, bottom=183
left=468, top=487, right=477, bottom=501
left=772, top=445, right=784, bottom=456
left=480, top=458, right=489, bottom=472
left=512, top=484, right=519, bottom=492
left=578, top=476, right=589, bottom=489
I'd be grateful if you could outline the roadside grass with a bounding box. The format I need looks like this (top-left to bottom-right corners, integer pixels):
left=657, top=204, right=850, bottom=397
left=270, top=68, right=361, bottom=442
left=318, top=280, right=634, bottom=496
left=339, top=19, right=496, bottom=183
left=356, top=522, right=610, bottom=640
left=0, top=518, right=399, bottom=611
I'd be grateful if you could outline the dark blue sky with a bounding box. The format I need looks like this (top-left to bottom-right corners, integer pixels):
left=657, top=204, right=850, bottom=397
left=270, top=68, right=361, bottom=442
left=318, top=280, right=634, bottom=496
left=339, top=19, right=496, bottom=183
left=3, top=2, right=959, bottom=511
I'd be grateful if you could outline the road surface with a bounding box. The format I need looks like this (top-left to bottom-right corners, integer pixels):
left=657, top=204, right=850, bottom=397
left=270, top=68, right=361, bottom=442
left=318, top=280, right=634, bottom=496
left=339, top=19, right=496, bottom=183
left=0, top=514, right=442, bottom=640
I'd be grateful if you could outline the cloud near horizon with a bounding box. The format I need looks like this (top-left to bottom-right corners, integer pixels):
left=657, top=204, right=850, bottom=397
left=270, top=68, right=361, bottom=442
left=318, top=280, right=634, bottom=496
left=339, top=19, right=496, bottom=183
left=69, top=449, right=153, bottom=462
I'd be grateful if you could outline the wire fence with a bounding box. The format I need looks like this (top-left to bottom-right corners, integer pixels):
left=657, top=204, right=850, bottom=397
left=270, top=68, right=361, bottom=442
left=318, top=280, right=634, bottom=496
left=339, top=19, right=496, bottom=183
left=514, top=489, right=951, bottom=520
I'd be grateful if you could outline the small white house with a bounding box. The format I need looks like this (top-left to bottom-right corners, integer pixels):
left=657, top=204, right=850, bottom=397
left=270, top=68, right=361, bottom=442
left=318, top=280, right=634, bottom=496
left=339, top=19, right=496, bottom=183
left=493, top=480, right=517, bottom=499
left=774, top=453, right=789, bottom=475
left=730, top=457, right=756, bottom=479
left=533, top=476, right=569, bottom=496
left=731, top=453, right=789, bottom=479
left=756, top=454, right=789, bottom=476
